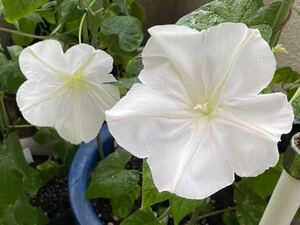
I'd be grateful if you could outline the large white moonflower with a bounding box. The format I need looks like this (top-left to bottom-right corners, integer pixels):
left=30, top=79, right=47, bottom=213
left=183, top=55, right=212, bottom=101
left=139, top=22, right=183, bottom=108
left=17, top=40, right=120, bottom=144
left=106, top=23, right=294, bottom=199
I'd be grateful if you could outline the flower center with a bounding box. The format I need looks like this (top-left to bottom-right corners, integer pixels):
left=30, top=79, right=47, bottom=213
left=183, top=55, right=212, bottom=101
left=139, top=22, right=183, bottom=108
left=63, top=72, right=88, bottom=89
left=193, top=103, right=213, bottom=116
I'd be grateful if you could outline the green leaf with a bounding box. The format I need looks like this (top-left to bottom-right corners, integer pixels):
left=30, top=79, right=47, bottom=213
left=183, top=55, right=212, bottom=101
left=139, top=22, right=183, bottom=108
left=111, top=195, right=135, bottom=218
left=0, top=52, right=25, bottom=94
left=234, top=182, right=266, bottom=225
left=176, top=0, right=291, bottom=43
left=223, top=211, right=239, bottom=225
left=129, top=2, right=146, bottom=22
left=239, top=163, right=282, bottom=199
left=37, top=9, right=56, bottom=24
left=0, top=194, right=48, bottom=225
left=272, top=67, right=300, bottom=84
left=120, top=209, right=163, bottom=225
left=102, top=16, right=143, bottom=52
left=0, top=133, right=41, bottom=206
left=87, top=149, right=140, bottom=218
left=33, top=128, right=77, bottom=167
left=36, top=160, right=61, bottom=185
left=12, top=13, right=43, bottom=46
left=141, top=161, right=171, bottom=209
left=57, top=0, right=83, bottom=23
left=1, top=0, right=46, bottom=23
left=126, top=56, right=143, bottom=77
left=169, top=195, right=210, bottom=225
left=292, top=95, right=300, bottom=119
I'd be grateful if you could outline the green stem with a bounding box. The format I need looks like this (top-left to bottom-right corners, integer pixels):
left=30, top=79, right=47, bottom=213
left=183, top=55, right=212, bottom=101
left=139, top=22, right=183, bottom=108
left=97, top=132, right=105, bottom=160
left=78, top=13, right=87, bottom=44
left=158, top=207, right=170, bottom=221
left=82, top=0, right=95, bottom=16
left=289, top=86, right=300, bottom=103
left=198, top=207, right=235, bottom=221
left=188, top=207, right=203, bottom=225
left=0, top=27, right=77, bottom=40
left=0, top=92, right=10, bottom=135
left=9, top=124, right=35, bottom=129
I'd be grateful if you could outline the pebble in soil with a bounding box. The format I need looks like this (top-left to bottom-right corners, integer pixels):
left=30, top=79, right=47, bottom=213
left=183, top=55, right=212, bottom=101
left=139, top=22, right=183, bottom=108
left=31, top=173, right=70, bottom=219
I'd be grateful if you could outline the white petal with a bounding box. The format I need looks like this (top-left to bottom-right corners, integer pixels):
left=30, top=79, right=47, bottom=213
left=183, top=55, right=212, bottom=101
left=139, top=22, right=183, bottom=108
left=141, top=23, right=275, bottom=105
left=53, top=75, right=119, bottom=144
left=64, top=44, right=114, bottom=78
left=141, top=24, right=206, bottom=102
left=208, top=23, right=276, bottom=100
left=106, top=83, right=195, bottom=158
left=19, top=40, right=67, bottom=81
left=147, top=119, right=234, bottom=199
left=16, top=80, right=66, bottom=127
left=220, top=93, right=294, bottom=139
left=54, top=89, right=106, bottom=144
left=213, top=116, right=280, bottom=177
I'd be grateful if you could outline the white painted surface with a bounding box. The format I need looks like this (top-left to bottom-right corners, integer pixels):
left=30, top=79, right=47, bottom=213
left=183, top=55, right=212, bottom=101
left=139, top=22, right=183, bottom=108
left=259, top=170, right=300, bottom=225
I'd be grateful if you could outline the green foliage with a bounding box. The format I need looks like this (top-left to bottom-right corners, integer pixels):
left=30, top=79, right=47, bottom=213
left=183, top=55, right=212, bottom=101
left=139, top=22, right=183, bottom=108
left=273, top=67, right=300, bottom=84
left=177, top=0, right=294, bottom=44
left=292, top=96, right=300, bottom=119
left=0, top=133, right=41, bottom=206
left=0, top=195, right=48, bottom=225
left=1, top=0, right=46, bottom=23
left=87, top=148, right=140, bottom=218
left=12, top=13, right=43, bottom=46
left=33, top=128, right=77, bottom=167
left=0, top=133, right=47, bottom=225
left=223, top=211, right=239, bottom=225
left=0, top=46, right=25, bottom=93
left=141, top=161, right=171, bottom=209
left=120, top=209, right=163, bottom=225
left=126, top=55, right=143, bottom=77
left=238, top=164, right=282, bottom=199
left=36, top=160, right=62, bottom=185
left=234, top=183, right=266, bottom=225
left=272, top=67, right=300, bottom=102
left=169, top=196, right=210, bottom=225
left=233, top=163, right=282, bottom=225
left=101, top=16, right=143, bottom=52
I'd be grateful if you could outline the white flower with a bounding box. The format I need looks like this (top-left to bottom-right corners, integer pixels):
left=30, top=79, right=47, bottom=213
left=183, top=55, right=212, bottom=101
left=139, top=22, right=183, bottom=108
left=106, top=23, right=294, bottom=199
left=17, top=40, right=120, bottom=144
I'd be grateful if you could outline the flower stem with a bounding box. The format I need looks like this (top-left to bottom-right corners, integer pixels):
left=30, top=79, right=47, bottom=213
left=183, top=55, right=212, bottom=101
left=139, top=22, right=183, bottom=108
left=158, top=207, right=170, bottom=221
left=289, top=86, right=300, bottom=103
left=9, top=124, right=35, bottom=129
left=97, top=132, right=105, bottom=160
left=78, top=13, right=87, bottom=44
left=0, top=92, right=10, bottom=133
left=188, top=207, right=203, bottom=225
left=0, top=27, right=77, bottom=40
left=197, top=207, right=235, bottom=221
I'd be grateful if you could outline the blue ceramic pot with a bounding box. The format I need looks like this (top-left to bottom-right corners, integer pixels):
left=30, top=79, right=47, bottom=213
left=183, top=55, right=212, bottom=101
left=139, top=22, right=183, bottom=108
left=68, top=123, right=114, bottom=225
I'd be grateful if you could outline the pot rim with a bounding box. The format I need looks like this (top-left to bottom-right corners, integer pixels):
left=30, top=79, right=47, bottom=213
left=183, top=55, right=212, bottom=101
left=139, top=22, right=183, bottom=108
left=68, top=123, right=114, bottom=225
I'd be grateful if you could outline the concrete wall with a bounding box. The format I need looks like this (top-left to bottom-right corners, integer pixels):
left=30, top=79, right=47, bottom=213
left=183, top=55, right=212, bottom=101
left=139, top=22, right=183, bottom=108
left=276, top=1, right=300, bottom=71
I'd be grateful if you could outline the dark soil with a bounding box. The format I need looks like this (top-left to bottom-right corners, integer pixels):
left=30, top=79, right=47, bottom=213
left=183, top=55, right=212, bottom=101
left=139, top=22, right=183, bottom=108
left=31, top=173, right=70, bottom=219
left=92, top=198, right=120, bottom=225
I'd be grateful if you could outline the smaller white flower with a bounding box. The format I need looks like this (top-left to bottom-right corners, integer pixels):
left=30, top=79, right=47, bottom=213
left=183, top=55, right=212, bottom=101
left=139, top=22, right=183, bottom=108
left=17, top=40, right=120, bottom=144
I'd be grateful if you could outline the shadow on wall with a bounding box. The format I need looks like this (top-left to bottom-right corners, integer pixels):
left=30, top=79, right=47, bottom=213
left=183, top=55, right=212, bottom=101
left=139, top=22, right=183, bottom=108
left=138, top=0, right=211, bottom=39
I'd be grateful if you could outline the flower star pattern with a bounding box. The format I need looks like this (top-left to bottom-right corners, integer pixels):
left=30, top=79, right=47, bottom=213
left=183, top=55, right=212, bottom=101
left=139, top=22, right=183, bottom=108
left=17, top=40, right=119, bottom=144
left=106, top=23, right=294, bottom=199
